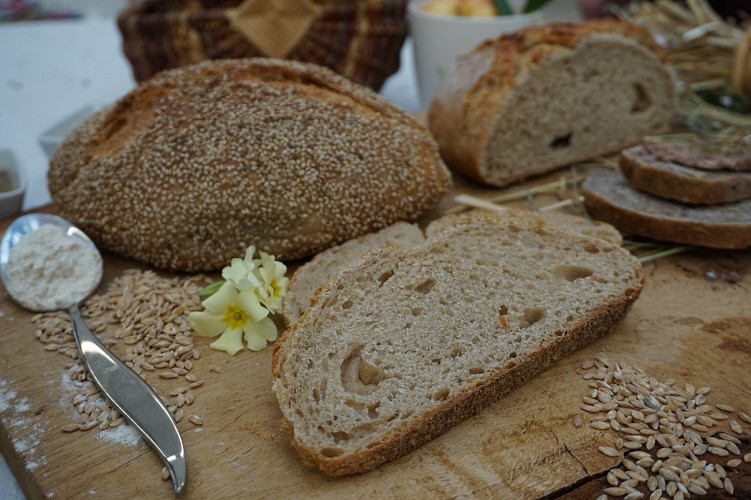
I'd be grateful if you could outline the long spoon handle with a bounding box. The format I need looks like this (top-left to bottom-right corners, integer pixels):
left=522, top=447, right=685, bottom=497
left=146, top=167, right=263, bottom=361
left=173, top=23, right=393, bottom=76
left=69, top=304, right=187, bottom=496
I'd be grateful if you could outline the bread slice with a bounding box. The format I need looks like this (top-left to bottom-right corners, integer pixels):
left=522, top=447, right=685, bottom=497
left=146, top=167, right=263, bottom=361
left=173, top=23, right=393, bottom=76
left=620, top=144, right=751, bottom=204
left=428, top=19, right=675, bottom=187
left=272, top=218, right=644, bottom=476
left=283, top=222, right=425, bottom=325
left=582, top=167, right=751, bottom=248
left=425, top=207, right=623, bottom=245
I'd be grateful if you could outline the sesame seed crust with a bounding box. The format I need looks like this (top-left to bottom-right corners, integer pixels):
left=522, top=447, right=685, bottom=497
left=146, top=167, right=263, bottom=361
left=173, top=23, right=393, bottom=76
left=47, top=58, right=451, bottom=272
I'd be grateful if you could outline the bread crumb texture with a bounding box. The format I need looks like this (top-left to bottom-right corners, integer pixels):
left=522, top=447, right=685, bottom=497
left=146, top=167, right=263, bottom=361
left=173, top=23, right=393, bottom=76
left=272, top=218, right=644, bottom=475
left=48, top=58, right=451, bottom=272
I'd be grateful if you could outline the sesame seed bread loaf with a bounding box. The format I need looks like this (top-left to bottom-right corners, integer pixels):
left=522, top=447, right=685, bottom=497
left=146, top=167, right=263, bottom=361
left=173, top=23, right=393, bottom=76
left=272, top=217, right=644, bottom=476
left=283, top=222, right=425, bottom=325
left=425, top=207, right=623, bottom=245
left=582, top=167, right=751, bottom=249
left=428, top=19, right=675, bottom=187
left=47, top=59, right=451, bottom=272
left=620, top=144, right=751, bottom=205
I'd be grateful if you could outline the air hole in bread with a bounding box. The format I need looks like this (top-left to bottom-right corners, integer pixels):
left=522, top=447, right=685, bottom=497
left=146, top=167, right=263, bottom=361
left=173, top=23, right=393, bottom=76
left=521, top=307, right=546, bottom=328
left=450, top=346, right=464, bottom=358
left=332, top=431, right=351, bottom=443
left=583, top=242, right=600, bottom=253
left=631, top=84, right=651, bottom=113
left=411, top=307, right=423, bottom=317
left=509, top=351, right=517, bottom=359
left=549, top=132, right=572, bottom=149
left=498, top=304, right=509, bottom=316
left=553, top=265, right=594, bottom=281
left=342, top=299, right=353, bottom=310
left=431, top=358, right=441, bottom=364
left=378, top=270, right=394, bottom=286
left=404, top=322, right=412, bottom=330
left=469, top=367, right=484, bottom=374
left=341, top=346, right=388, bottom=395
left=313, top=388, right=321, bottom=402
left=367, top=403, right=380, bottom=418
left=433, top=388, right=450, bottom=401
left=321, top=447, right=344, bottom=458
left=414, top=279, right=436, bottom=294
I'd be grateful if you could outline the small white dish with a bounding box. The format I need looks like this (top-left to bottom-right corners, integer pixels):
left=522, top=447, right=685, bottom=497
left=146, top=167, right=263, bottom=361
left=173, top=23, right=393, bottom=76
left=0, top=150, right=26, bottom=220
left=408, top=0, right=543, bottom=109
left=38, top=105, right=95, bottom=160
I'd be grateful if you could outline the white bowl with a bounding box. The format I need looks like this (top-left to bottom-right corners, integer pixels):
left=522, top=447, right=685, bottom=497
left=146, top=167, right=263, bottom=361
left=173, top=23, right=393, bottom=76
left=38, top=105, right=95, bottom=160
left=408, top=0, right=543, bottom=109
left=0, top=150, right=26, bottom=220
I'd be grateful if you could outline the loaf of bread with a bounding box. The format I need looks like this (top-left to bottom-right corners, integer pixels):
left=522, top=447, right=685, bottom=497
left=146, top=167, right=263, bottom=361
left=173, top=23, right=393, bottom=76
left=425, top=207, right=623, bottom=245
left=48, top=59, right=451, bottom=272
left=272, top=217, right=644, bottom=476
left=620, top=144, right=751, bottom=205
left=428, top=19, right=675, bottom=187
left=583, top=167, right=751, bottom=249
left=283, top=222, right=425, bottom=325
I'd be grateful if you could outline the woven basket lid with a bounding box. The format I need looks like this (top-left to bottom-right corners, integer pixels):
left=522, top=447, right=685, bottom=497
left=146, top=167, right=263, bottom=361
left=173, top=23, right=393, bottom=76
left=117, top=0, right=408, bottom=90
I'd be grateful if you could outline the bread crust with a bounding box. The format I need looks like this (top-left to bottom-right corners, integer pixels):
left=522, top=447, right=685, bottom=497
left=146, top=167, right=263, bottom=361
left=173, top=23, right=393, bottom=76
left=428, top=19, right=671, bottom=186
left=583, top=167, right=751, bottom=249
left=620, top=145, right=751, bottom=204
left=48, top=58, right=451, bottom=272
left=272, top=221, right=644, bottom=476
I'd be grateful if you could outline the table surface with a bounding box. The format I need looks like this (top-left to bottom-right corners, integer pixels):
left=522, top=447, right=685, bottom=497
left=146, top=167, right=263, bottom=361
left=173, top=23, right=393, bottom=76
left=0, top=3, right=582, bottom=497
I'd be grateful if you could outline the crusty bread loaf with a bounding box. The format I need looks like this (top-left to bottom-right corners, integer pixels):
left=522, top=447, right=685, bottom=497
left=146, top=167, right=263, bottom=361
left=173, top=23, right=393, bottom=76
left=425, top=207, right=623, bottom=245
left=620, top=144, right=751, bottom=205
left=283, top=222, right=425, bottom=325
left=48, top=59, right=451, bottom=272
left=272, top=217, right=644, bottom=476
left=428, top=19, right=675, bottom=187
left=583, top=167, right=751, bottom=249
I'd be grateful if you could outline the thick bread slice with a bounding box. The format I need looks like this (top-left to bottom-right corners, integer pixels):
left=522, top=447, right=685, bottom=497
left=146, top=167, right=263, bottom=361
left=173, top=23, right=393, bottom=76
left=272, top=218, right=644, bottom=476
left=428, top=19, right=675, bottom=187
left=425, top=207, right=623, bottom=245
left=583, top=167, right=751, bottom=248
left=620, top=145, right=751, bottom=204
left=284, top=222, right=425, bottom=325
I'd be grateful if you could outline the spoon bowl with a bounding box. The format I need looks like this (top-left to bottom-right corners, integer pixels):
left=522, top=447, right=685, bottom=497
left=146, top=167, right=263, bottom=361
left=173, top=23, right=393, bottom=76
left=0, top=214, right=187, bottom=496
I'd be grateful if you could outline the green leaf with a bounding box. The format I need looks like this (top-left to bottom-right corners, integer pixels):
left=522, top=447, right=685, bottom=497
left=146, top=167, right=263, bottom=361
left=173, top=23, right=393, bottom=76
left=199, top=280, right=225, bottom=300
left=493, top=0, right=514, bottom=15
left=523, top=0, right=551, bottom=13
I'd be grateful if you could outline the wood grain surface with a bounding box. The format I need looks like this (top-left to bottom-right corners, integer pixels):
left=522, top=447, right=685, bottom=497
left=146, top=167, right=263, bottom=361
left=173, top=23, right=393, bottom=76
left=0, top=174, right=749, bottom=499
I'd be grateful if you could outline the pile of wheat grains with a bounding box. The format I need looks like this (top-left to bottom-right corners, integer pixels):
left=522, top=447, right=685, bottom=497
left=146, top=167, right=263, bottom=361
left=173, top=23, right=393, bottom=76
left=576, top=353, right=749, bottom=499
left=32, top=269, right=213, bottom=433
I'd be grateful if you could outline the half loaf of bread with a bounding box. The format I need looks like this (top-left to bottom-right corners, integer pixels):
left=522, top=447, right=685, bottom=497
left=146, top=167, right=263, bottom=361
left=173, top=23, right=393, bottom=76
left=583, top=167, right=751, bottom=248
left=428, top=19, right=675, bottom=187
left=48, top=59, right=451, bottom=272
left=283, top=222, right=425, bottom=325
left=272, top=217, right=644, bottom=475
left=620, top=144, right=751, bottom=205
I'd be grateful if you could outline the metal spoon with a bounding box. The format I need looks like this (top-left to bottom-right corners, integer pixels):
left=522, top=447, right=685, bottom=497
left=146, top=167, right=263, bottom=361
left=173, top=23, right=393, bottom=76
left=0, top=214, right=187, bottom=496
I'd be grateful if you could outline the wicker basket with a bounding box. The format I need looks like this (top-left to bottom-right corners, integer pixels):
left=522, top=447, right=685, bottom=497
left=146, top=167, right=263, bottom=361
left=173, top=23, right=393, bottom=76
left=117, top=0, right=408, bottom=90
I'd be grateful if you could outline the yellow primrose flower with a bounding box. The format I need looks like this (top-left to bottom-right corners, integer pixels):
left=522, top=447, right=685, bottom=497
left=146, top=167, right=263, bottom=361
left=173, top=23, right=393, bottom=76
left=254, top=251, right=289, bottom=314
left=188, top=281, right=278, bottom=355
left=221, top=245, right=265, bottom=297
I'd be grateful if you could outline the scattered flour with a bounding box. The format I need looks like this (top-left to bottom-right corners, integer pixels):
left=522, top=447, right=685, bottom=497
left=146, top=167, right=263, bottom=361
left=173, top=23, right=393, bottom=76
left=0, top=379, right=17, bottom=412
left=14, top=397, right=30, bottom=413
left=5, top=224, right=102, bottom=311
left=98, top=425, right=141, bottom=447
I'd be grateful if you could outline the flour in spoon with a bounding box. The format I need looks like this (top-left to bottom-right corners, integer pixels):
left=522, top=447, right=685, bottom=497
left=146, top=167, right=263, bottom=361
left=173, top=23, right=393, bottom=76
left=5, top=224, right=102, bottom=311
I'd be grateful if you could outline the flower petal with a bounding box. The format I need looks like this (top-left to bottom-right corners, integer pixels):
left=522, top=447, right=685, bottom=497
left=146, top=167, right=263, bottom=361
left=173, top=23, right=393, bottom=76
left=209, top=328, right=244, bottom=356
left=222, top=258, right=250, bottom=285
left=244, top=245, right=257, bottom=262
left=238, top=290, right=269, bottom=322
left=202, top=281, right=237, bottom=312
left=244, top=331, right=268, bottom=351
left=188, top=311, right=226, bottom=337
left=243, top=316, right=278, bottom=343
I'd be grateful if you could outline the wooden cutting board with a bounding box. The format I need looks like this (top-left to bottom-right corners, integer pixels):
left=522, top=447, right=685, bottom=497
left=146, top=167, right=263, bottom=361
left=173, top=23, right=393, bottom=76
left=0, top=176, right=749, bottom=499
